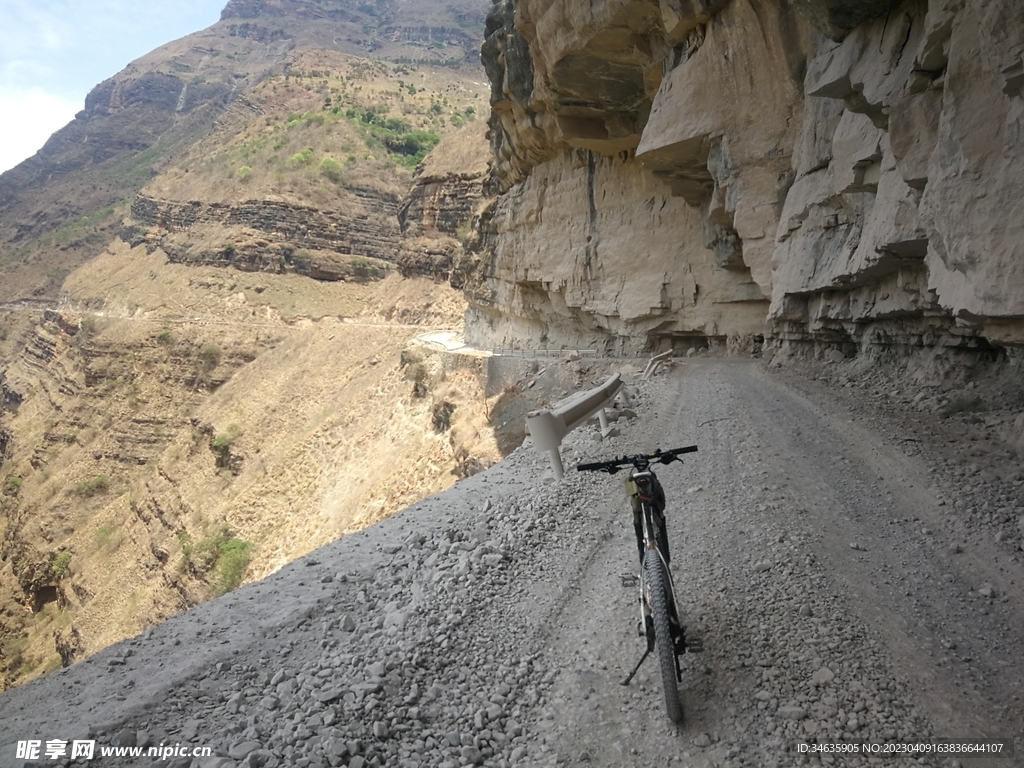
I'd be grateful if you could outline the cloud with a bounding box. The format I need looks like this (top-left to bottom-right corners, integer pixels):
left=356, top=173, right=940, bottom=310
left=0, top=1, right=226, bottom=173
left=0, top=88, right=81, bottom=173
left=1, top=1, right=226, bottom=94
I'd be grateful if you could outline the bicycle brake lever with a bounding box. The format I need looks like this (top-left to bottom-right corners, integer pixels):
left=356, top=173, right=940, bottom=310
left=605, top=466, right=621, bottom=475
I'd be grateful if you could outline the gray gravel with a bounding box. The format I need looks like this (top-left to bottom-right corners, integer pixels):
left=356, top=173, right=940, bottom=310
left=1, top=360, right=1022, bottom=768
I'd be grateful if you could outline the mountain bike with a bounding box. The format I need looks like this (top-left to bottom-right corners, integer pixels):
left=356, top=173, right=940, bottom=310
left=577, top=446, right=699, bottom=723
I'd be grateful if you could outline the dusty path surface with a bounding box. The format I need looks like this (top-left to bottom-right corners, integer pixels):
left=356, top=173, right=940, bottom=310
left=1, top=360, right=1021, bottom=768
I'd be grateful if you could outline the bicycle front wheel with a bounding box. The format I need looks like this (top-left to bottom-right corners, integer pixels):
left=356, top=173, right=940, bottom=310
left=644, top=552, right=683, bottom=723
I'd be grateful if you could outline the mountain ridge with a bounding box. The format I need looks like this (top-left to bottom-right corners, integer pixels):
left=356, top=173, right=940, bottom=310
left=0, top=0, right=489, bottom=303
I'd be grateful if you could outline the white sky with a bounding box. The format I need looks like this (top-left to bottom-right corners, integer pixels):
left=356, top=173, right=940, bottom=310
left=0, top=0, right=227, bottom=173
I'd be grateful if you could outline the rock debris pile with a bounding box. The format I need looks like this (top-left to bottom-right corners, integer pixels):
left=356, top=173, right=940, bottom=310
left=3, top=360, right=1022, bottom=768
left=3, top=447, right=604, bottom=768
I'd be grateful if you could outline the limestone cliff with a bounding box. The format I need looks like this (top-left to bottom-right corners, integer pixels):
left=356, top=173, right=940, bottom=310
left=398, top=124, right=492, bottom=279
left=474, top=0, right=1024, bottom=356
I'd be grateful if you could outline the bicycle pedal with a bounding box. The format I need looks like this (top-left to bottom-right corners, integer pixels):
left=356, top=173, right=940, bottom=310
left=686, top=633, right=704, bottom=653
left=620, top=573, right=638, bottom=587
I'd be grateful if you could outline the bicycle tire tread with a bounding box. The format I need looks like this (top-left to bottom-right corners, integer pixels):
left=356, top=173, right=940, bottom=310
left=645, top=554, right=684, bottom=723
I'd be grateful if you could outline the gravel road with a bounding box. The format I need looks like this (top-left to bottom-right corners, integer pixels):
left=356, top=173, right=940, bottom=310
left=2, top=360, right=1021, bottom=768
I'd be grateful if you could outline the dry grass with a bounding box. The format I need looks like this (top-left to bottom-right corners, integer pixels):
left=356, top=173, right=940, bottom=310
left=418, top=121, right=491, bottom=180
left=144, top=51, right=489, bottom=206
left=1, top=250, right=495, bottom=685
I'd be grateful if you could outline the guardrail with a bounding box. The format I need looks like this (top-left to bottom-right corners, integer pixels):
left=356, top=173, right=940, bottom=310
left=525, top=373, right=624, bottom=480
left=491, top=348, right=598, bottom=359
left=642, top=350, right=673, bottom=379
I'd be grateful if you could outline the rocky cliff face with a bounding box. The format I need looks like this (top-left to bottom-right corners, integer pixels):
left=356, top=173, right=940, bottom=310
left=129, top=190, right=402, bottom=280
left=397, top=124, right=492, bottom=279
left=475, top=0, right=1024, bottom=356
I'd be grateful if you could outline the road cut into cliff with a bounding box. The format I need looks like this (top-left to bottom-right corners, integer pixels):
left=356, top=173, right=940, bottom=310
left=1, top=358, right=1022, bottom=768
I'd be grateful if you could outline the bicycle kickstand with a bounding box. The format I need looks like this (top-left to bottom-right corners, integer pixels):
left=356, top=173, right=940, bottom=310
left=620, top=647, right=651, bottom=686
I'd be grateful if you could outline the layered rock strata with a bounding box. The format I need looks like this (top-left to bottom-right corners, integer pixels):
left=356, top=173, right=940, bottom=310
left=398, top=124, right=492, bottom=279
left=129, top=192, right=402, bottom=280
left=0, top=0, right=488, bottom=302
left=475, top=0, right=1024, bottom=354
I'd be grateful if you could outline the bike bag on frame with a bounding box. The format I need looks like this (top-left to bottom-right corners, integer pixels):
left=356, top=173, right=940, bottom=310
left=626, top=473, right=666, bottom=513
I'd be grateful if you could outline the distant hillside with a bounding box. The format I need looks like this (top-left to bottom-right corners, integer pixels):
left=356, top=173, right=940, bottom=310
left=0, top=0, right=498, bottom=689
left=0, top=0, right=489, bottom=303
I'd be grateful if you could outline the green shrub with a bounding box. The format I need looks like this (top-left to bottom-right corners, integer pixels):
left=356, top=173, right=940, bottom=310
left=318, top=157, right=345, bottom=184
left=351, top=257, right=385, bottom=280
left=214, top=538, right=252, bottom=595
left=381, top=130, right=440, bottom=166
left=4, top=477, right=22, bottom=495
left=211, top=424, right=241, bottom=456
left=155, top=328, right=173, bottom=344
left=236, top=165, right=253, bottom=180
left=75, top=475, right=109, bottom=497
left=52, top=551, right=72, bottom=580
left=178, top=528, right=251, bottom=594
left=285, top=147, right=316, bottom=168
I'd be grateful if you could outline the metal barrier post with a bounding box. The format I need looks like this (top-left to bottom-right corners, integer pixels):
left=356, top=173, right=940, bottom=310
left=525, top=374, right=623, bottom=480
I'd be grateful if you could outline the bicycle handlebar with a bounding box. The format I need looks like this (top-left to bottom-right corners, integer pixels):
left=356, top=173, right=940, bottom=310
left=576, top=445, right=697, bottom=474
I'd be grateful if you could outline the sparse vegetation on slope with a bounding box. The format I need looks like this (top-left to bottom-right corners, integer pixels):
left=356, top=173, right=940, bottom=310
left=0, top=0, right=488, bottom=304
left=0, top=255, right=503, bottom=688
left=0, top=0, right=494, bottom=693
left=145, top=52, right=487, bottom=205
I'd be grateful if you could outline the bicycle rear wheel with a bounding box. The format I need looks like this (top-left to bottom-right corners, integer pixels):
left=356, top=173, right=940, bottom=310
left=644, top=552, right=683, bottom=723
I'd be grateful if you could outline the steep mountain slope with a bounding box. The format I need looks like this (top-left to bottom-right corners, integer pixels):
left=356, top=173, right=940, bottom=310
left=127, top=49, right=487, bottom=281
left=0, top=251, right=504, bottom=687
left=0, top=0, right=488, bottom=302
left=0, top=0, right=497, bottom=687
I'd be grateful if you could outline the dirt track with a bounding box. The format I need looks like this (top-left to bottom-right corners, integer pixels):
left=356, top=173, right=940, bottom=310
left=535, top=359, right=1023, bottom=767
left=1, top=359, right=1021, bottom=768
